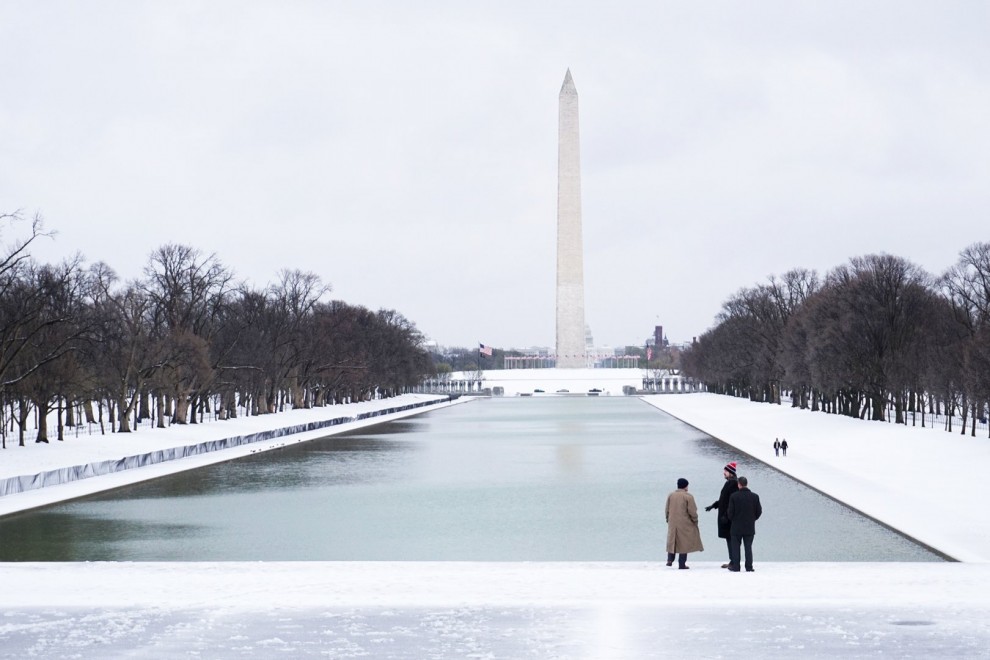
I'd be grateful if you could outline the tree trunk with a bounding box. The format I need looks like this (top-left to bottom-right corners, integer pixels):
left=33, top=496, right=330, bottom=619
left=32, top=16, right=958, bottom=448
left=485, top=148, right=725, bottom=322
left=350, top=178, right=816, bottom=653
left=223, top=390, right=236, bottom=419
left=257, top=389, right=272, bottom=415
left=17, top=398, right=30, bottom=447
left=35, top=398, right=50, bottom=443
left=173, top=392, right=189, bottom=424
left=117, top=392, right=132, bottom=433
left=139, top=390, right=151, bottom=423
left=292, top=380, right=306, bottom=409
left=960, top=394, right=968, bottom=435
left=870, top=393, right=885, bottom=421
left=157, top=393, right=167, bottom=429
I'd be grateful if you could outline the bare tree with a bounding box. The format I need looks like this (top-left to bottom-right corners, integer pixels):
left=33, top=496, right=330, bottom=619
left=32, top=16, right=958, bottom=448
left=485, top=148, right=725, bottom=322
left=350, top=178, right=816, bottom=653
left=265, top=270, right=332, bottom=411
left=4, top=258, right=90, bottom=444
left=696, top=268, right=820, bottom=404
left=86, top=263, right=170, bottom=433
left=939, top=242, right=990, bottom=434
left=141, top=245, right=234, bottom=424
left=0, top=213, right=63, bottom=393
left=800, top=255, right=935, bottom=422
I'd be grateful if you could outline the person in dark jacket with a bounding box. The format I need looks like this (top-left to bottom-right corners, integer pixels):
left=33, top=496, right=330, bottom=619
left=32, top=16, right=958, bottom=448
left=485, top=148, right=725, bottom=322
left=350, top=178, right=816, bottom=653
left=704, top=462, right=738, bottom=569
left=727, top=475, right=762, bottom=572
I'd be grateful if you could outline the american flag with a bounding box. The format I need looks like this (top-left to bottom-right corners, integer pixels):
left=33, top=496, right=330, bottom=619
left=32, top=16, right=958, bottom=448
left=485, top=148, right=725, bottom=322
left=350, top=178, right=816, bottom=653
left=479, top=343, right=493, bottom=357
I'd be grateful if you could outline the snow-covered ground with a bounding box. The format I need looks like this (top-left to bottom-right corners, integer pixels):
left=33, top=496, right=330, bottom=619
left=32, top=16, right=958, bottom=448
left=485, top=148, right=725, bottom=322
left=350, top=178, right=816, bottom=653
left=2, top=391, right=990, bottom=658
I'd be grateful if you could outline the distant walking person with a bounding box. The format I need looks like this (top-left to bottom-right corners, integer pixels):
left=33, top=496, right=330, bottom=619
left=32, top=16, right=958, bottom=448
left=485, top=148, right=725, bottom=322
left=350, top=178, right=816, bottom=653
left=704, top=462, right=738, bottom=569
left=780, top=439, right=788, bottom=457
left=727, top=476, right=762, bottom=572
left=665, top=478, right=704, bottom=569
left=773, top=438, right=780, bottom=457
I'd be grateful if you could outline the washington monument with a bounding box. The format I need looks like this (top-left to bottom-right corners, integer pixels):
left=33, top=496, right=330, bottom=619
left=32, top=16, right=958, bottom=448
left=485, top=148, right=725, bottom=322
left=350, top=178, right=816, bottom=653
left=556, top=69, right=586, bottom=368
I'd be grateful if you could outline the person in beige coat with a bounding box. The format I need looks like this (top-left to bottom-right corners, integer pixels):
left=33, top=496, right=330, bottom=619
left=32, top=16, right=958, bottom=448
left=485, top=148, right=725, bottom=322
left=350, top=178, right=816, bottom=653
left=665, top=477, right=704, bottom=569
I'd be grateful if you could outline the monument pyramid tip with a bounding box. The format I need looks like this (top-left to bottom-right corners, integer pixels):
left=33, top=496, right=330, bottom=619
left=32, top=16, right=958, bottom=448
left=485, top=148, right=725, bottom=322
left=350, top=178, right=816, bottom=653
left=560, top=69, right=576, bottom=94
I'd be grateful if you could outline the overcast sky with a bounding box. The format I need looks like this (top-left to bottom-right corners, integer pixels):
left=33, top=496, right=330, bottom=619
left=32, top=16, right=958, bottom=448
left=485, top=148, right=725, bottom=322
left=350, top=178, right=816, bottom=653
left=2, top=2, right=988, bottom=350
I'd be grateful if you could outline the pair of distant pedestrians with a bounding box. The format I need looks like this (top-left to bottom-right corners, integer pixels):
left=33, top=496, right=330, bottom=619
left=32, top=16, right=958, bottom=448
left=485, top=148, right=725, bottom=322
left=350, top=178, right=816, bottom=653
left=773, top=438, right=788, bottom=457
left=665, top=464, right=762, bottom=572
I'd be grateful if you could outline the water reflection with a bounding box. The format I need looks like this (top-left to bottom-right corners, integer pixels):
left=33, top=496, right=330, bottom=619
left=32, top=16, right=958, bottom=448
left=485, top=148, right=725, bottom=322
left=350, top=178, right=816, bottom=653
left=555, top=443, right=584, bottom=475
left=0, top=512, right=205, bottom=561
left=0, top=397, right=941, bottom=562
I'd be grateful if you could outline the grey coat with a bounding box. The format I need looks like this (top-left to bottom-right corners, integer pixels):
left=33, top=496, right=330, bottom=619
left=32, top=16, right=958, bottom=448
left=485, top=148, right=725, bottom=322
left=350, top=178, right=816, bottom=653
left=665, top=489, right=705, bottom=554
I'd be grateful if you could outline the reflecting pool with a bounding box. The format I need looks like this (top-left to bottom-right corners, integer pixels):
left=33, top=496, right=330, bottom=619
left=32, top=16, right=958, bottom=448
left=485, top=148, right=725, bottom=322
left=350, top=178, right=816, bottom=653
left=0, top=397, right=940, bottom=561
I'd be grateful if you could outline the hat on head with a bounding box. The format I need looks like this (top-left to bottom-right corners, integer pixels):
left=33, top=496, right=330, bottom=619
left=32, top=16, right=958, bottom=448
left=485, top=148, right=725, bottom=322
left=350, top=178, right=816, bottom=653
left=724, top=462, right=737, bottom=475
left=677, top=478, right=689, bottom=489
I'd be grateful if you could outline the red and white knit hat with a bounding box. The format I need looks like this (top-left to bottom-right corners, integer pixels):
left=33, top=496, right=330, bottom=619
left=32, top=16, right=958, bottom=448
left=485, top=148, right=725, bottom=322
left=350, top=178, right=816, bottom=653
left=724, top=462, right=738, bottom=475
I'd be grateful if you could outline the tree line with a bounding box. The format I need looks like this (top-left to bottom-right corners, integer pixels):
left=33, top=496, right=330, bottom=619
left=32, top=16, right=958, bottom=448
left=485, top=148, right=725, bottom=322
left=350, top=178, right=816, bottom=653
left=681, top=243, right=990, bottom=435
left=1, top=213, right=433, bottom=448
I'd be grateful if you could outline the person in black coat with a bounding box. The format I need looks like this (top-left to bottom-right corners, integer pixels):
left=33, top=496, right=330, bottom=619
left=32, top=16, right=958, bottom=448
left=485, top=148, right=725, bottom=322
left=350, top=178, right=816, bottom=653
left=727, top=475, right=763, bottom=572
left=704, top=461, right=738, bottom=569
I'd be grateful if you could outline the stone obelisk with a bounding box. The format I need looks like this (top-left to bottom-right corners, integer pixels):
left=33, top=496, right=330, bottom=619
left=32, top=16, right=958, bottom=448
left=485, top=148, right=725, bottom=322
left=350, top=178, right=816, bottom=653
left=556, top=69, right=586, bottom=368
